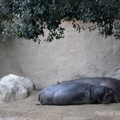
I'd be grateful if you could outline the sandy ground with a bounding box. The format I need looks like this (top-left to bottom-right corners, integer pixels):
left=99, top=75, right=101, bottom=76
left=0, top=90, right=120, bottom=120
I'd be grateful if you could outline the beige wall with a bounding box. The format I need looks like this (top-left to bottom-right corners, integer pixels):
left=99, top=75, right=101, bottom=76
left=0, top=22, right=120, bottom=89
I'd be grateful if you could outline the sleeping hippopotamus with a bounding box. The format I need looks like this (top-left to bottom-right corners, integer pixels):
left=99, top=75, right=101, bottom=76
left=39, top=82, right=120, bottom=105
left=58, top=77, right=120, bottom=94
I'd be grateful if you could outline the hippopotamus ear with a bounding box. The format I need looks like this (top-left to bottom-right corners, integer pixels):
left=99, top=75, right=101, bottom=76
left=104, top=88, right=113, bottom=96
left=101, top=88, right=114, bottom=104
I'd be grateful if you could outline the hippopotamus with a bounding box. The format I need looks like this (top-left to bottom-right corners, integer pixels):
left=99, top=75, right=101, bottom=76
left=58, top=77, right=120, bottom=94
left=39, top=82, right=120, bottom=105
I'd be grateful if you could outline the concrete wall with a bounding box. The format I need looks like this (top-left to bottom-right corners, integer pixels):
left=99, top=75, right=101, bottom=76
left=1, top=22, right=120, bottom=89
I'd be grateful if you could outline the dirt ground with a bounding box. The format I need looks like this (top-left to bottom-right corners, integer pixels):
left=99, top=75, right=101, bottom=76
left=0, top=90, right=120, bottom=120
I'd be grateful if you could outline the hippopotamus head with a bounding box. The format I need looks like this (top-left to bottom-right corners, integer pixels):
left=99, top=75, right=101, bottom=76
left=91, top=85, right=120, bottom=104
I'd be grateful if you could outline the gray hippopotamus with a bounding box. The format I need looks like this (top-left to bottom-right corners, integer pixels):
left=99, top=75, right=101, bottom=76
left=39, top=82, right=120, bottom=105
left=58, top=77, right=120, bottom=94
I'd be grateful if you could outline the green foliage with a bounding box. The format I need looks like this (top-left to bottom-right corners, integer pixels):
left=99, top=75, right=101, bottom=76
left=0, top=0, right=120, bottom=43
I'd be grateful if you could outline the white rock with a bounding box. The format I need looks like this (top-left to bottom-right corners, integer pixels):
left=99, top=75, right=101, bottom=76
left=0, top=74, right=35, bottom=104
left=1, top=74, right=35, bottom=91
left=0, top=82, right=11, bottom=104
left=0, top=81, right=28, bottom=104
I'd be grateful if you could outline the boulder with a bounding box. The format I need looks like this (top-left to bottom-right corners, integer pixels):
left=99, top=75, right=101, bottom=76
left=0, top=81, right=28, bottom=104
left=1, top=74, right=35, bottom=91
left=0, top=74, right=35, bottom=104
left=0, top=82, right=11, bottom=104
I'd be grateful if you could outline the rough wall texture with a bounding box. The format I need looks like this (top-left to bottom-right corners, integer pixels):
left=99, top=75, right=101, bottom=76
left=0, top=22, right=120, bottom=89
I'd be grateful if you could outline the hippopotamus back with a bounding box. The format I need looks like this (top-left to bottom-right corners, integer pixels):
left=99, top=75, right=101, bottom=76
left=59, top=77, right=120, bottom=94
